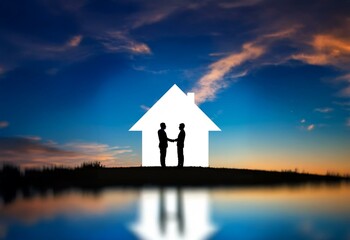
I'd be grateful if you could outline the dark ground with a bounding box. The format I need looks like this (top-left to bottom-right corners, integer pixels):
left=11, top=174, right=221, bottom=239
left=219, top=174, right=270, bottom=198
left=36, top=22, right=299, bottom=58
left=1, top=166, right=349, bottom=203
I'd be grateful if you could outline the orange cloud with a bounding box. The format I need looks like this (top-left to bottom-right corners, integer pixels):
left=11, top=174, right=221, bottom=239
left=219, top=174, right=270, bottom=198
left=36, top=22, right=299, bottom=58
left=292, top=53, right=330, bottom=65
left=0, top=137, right=135, bottom=168
left=292, top=34, right=350, bottom=66
left=100, top=31, right=151, bottom=55
left=67, top=35, right=83, bottom=47
left=192, top=42, right=265, bottom=104
left=313, top=34, right=350, bottom=52
left=192, top=27, right=299, bottom=104
left=129, top=43, right=151, bottom=54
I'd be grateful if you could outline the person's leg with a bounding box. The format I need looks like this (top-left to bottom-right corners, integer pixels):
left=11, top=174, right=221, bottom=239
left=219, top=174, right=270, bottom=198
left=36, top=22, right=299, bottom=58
left=180, top=148, right=184, bottom=167
left=160, top=148, right=166, bottom=167
left=177, top=147, right=184, bottom=167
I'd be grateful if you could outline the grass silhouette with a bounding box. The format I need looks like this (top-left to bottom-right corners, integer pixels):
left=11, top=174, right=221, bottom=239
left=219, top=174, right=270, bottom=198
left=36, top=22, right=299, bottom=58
left=1, top=162, right=349, bottom=204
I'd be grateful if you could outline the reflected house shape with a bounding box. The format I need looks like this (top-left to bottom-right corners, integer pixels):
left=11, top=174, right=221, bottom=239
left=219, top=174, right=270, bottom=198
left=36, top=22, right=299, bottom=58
left=130, top=188, right=216, bottom=240
left=130, top=84, right=220, bottom=167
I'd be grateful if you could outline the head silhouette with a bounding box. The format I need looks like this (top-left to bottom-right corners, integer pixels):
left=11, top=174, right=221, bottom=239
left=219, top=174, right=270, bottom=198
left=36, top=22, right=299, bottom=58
left=160, top=122, right=166, bottom=129
left=179, top=123, right=185, bottom=130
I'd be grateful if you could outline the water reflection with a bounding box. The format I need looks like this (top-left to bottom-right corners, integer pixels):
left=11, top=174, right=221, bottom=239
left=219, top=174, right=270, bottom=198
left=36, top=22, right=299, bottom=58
left=211, top=184, right=350, bottom=239
left=0, top=189, right=138, bottom=240
left=0, top=184, right=350, bottom=239
left=131, top=188, right=215, bottom=240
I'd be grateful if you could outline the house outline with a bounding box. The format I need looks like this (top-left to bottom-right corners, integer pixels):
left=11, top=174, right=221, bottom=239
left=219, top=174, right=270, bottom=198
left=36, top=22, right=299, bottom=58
left=130, top=84, right=220, bottom=167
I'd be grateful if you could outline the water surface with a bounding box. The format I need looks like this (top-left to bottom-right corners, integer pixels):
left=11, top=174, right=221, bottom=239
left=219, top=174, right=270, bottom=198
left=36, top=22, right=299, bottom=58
left=1, top=183, right=349, bottom=240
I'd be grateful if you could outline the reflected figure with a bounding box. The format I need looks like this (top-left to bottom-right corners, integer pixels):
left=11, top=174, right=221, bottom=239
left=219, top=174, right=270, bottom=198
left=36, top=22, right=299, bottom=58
left=159, top=187, right=184, bottom=235
left=158, top=122, right=172, bottom=167
left=172, top=123, right=186, bottom=167
left=176, top=187, right=184, bottom=234
left=159, top=187, right=166, bottom=233
left=131, top=188, right=216, bottom=240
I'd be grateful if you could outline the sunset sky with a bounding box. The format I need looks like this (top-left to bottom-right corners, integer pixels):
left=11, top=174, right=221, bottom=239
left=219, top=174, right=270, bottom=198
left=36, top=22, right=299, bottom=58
left=0, top=0, right=350, bottom=174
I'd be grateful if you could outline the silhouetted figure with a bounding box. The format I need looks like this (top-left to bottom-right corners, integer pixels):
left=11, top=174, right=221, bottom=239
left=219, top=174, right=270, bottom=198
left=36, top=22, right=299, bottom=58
left=173, top=123, right=186, bottom=167
left=158, top=122, right=172, bottom=167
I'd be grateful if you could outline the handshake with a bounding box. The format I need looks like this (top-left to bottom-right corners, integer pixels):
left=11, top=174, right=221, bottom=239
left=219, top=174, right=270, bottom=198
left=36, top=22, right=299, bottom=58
left=169, top=139, right=177, bottom=143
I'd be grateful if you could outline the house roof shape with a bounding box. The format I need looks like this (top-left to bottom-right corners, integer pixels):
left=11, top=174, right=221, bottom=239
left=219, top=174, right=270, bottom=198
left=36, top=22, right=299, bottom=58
left=130, top=84, right=220, bottom=131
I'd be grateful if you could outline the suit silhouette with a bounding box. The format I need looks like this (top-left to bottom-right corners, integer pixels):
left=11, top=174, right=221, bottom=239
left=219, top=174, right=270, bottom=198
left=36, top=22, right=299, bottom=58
left=158, top=123, right=172, bottom=167
left=173, top=123, right=186, bottom=167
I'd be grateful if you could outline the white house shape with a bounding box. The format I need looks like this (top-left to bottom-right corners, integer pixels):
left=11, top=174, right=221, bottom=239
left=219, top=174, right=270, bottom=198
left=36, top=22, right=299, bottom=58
left=130, top=84, right=220, bottom=167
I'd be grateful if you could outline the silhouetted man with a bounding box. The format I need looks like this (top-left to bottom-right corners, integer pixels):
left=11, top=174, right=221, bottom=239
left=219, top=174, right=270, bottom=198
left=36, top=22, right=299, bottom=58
left=173, top=123, right=186, bottom=167
left=158, top=122, right=172, bottom=167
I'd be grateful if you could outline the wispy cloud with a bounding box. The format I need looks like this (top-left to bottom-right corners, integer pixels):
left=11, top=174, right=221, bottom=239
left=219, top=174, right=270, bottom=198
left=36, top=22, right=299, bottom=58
left=129, top=5, right=178, bottom=29
left=192, top=42, right=265, bottom=104
left=132, top=65, right=168, bottom=74
left=333, top=101, right=350, bottom=112
left=262, top=27, right=298, bottom=39
left=292, top=34, right=350, bottom=67
left=314, top=107, right=333, bottom=113
left=299, top=119, right=316, bottom=131
left=333, top=74, right=350, bottom=98
left=191, top=27, right=299, bottom=104
left=307, top=124, right=315, bottom=131
left=335, top=73, right=350, bottom=84
left=333, top=101, right=350, bottom=107
left=339, top=86, right=350, bottom=98
left=140, top=104, right=150, bottom=111
left=209, top=52, right=229, bottom=57
left=128, top=1, right=205, bottom=29
left=66, top=35, right=83, bottom=47
left=99, top=31, right=151, bottom=55
left=0, top=137, right=135, bottom=168
left=36, top=35, right=84, bottom=53
left=0, top=121, right=9, bottom=129
left=18, top=135, right=42, bottom=141
left=4, top=34, right=91, bottom=63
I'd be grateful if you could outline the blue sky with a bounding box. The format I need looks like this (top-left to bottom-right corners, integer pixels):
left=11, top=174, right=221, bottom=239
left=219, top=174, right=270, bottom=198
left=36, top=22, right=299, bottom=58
left=0, top=0, right=350, bottom=173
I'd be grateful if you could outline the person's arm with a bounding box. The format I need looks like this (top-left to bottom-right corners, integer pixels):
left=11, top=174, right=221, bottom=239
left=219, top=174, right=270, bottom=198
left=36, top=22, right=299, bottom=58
left=171, top=136, right=178, bottom=142
left=164, top=132, right=174, bottom=142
